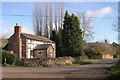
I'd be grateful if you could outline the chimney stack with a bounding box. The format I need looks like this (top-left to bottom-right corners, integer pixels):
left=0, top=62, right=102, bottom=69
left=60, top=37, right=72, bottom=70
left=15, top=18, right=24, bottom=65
left=14, top=23, right=21, bottom=38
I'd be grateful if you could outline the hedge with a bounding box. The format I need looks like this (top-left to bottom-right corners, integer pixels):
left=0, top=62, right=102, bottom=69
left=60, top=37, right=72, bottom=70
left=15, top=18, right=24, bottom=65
left=0, top=50, right=18, bottom=65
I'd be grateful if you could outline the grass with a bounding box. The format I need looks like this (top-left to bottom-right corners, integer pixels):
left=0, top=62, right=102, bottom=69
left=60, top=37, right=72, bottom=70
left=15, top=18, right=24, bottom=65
left=86, top=58, right=114, bottom=63
left=108, top=64, right=120, bottom=78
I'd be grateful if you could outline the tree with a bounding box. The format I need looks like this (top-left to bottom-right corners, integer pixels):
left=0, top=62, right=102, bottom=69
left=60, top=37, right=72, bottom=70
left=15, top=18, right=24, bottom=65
left=50, top=30, right=62, bottom=57
left=49, top=2, right=53, bottom=36
left=62, top=11, right=84, bottom=56
left=112, top=2, right=120, bottom=44
left=77, top=12, right=94, bottom=42
left=112, top=42, right=120, bottom=57
left=44, top=2, right=49, bottom=37
left=54, top=2, right=64, bottom=33
left=33, top=2, right=43, bottom=36
left=33, top=2, right=64, bottom=38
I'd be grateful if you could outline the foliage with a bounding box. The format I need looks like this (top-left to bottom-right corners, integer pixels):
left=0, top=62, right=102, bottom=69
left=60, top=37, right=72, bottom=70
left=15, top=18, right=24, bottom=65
left=87, top=42, right=115, bottom=55
left=109, top=61, right=120, bottom=79
left=50, top=30, right=63, bottom=57
left=84, top=48, right=96, bottom=58
left=17, top=59, right=39, bottom=67
left=0, top=50, right=18, bottom=65
left=62, top=11, right=84, bottom=56
left=112, top=42, right=120, bottom=57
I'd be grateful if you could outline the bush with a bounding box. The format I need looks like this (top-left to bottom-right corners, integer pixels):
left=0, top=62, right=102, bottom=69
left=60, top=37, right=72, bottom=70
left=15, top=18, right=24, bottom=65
left=41, top=59, right=56, bottom=67
left=55, top=57, right=74, bottom=66
left=84, top=49, right=96, bottom=59
left=17, top=59, right=39, bottom=67
left=109, top=65, right=120, bottom=78
left=109, top=60, right=120, bottom=79
left=0, top=50, right=18, bottom=65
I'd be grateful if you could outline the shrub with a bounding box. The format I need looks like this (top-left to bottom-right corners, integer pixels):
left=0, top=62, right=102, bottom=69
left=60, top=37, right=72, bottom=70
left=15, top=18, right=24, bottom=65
left=17, top=59, right=39, bottom=67
left=109, top=65, right=120, bottom=78
left=41, top=59, right=56, bottom=67
left=109, top=60, right=120, bottom=79
left=1, top=50, right=18, bottom=65
left=55, top=57, right=74, bottom=66
left=84, top=49, right=96, bottom=59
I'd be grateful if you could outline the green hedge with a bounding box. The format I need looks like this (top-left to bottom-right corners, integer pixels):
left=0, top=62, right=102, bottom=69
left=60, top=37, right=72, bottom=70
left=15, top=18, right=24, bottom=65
left=0, top=50, right=18, bottom=65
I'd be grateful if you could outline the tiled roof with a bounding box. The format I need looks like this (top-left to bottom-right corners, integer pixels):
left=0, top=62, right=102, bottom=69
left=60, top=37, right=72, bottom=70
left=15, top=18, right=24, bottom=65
left=21, top=33, right=54, bottom=43
left=34, top=44, right=52, bottom=50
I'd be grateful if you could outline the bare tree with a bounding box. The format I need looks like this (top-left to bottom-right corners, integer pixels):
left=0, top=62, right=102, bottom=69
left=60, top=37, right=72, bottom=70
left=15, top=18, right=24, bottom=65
left=49, top=2, right=53, bottom=36
left=60, top=2, right=64, bottom=30
left=54, top=2, right=58, bottom=32
left=77, top=12, right=94, bottom=42
left=44, top=2, right=49, bottom=37
left=57, top=3, right=61, bottom=33
left=33, top=2, right=43, bottom=36
left=54, top=2, right=64, bottom=33
left=33, top=2, right=64, bottom=37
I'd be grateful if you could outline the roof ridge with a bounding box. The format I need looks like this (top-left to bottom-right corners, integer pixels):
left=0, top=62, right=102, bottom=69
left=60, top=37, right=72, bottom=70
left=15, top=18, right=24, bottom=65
left=21, top=33, right=54, bottom=43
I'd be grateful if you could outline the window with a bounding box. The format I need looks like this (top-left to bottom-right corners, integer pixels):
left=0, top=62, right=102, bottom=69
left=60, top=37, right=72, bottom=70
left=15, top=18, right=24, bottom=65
left=38, top=52, right=42, bottom=55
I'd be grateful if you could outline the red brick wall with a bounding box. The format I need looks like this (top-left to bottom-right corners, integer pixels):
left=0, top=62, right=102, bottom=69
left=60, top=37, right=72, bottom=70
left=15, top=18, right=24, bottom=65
left=21, top=35, right=28, bottom=59
left=8, top=35, right=21, bottom=58
left=7, top=24, right=22, bottom=59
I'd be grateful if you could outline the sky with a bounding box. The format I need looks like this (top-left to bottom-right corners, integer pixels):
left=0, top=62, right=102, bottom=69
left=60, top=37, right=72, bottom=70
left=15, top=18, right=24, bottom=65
left=1, top=1, right=119, bottom=43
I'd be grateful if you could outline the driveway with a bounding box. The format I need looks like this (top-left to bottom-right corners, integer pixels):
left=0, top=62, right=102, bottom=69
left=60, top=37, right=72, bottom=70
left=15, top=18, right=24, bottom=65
left=1, top=58, right=119, bottom=80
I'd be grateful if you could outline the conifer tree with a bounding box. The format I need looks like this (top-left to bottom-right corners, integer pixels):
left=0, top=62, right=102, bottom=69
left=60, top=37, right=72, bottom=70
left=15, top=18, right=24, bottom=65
left=62, top=11, right=84, bottom=56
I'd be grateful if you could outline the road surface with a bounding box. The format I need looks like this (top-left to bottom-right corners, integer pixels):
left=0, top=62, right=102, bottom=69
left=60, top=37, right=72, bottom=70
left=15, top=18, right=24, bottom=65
left=1, top=58, right=119, bottom=80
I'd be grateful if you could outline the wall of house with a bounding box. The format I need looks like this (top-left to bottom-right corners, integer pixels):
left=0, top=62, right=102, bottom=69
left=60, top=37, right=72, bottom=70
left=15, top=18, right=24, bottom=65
left=27, top=39, right=55, bottom=59
left=102, top=54, right=113, bottom=59
left=21, top=35, right=28, bottom=59
left=8, top=35, right=22, bottom=58
left=7, top=23, right=56, bottom=59
left=47, top=46, right=54, bottom=58
left=33, top=50, right=47, bottom=59
left=7, top=24, right=23, bottom=59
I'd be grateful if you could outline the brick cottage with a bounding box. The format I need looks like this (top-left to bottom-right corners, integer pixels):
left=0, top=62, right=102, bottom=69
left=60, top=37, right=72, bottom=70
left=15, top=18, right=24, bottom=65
left=4, top=23, right=56, bottom=59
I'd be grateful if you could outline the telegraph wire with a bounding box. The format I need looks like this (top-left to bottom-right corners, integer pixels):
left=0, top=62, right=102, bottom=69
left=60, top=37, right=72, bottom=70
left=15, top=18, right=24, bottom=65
left=0, top=14, right=118, bottom=19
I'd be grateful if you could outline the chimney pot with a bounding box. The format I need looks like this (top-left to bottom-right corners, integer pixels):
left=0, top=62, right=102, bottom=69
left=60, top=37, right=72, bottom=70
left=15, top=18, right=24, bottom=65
left=16, top=23, right=18, bottom=26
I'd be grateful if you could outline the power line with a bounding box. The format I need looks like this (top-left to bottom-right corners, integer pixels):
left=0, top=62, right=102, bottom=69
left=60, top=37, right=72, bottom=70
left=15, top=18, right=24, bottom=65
left=0, top=14, right=118, bottom=19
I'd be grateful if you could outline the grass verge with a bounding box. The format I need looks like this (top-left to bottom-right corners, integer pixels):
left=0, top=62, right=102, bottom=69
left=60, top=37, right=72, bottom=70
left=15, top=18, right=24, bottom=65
left=108, top=60, right=120, bottom=79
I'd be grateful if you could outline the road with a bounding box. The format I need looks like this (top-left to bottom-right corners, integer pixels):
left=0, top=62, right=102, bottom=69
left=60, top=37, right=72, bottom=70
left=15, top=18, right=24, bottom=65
left=1, top=58, right=119, bottom=80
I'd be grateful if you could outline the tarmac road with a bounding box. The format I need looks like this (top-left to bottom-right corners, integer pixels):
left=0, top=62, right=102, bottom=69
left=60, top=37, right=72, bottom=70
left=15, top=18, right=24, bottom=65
left=1, top=58, right=119, bottom=80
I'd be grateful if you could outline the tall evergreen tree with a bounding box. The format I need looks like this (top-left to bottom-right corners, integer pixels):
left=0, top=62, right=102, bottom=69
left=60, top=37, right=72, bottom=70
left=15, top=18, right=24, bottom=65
left=50, top=30, right=62, bottom=57
left=62, top=11, right=84, bottom=56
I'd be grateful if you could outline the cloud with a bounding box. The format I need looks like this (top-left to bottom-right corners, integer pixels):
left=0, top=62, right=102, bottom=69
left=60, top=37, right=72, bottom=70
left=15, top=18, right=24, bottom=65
left=85, top=7, right=112, bottom=17
left=21, top=26, right=34, bottom=34
left=1, top=26, right=34, bottom=38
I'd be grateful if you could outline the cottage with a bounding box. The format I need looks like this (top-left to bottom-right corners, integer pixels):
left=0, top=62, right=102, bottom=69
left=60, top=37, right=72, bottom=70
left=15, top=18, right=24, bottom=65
left=4, top=23, right=56, bottom=59
left=85, top=40, right=114, bottom=59
left=33, top=44, right=54, bottom=59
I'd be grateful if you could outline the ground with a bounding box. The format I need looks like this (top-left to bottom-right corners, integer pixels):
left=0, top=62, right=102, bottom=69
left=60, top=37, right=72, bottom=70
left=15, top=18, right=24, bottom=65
left=1, top=58, right=119, bottom=80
